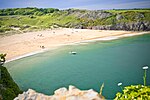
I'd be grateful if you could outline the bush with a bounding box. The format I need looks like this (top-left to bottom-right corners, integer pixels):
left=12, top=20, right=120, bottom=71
left=0, top=27, right=12, bottom=32
left=0, top=66, right=22, bottom=100
left=115, top=85, right=150, bottom=100
left=115, top=66, right=150, bottom=100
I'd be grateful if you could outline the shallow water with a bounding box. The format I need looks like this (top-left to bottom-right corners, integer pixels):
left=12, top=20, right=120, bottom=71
left=6, top=34, right=150, bottom=99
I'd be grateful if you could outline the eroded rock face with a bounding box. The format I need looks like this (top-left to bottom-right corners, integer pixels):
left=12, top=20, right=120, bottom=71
left=116, top=15, right=124, bottom=20
left=79, top=11, right=112, bottom=20
left=65, top=9, right=112, bottom=20
left=14, top=85, right=104, bottom=100
left=91, top=21, right=150, bottom=31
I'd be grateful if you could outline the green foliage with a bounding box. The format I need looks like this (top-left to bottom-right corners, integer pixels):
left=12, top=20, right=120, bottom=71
left=0, top=8, right=149, bottom=36
left=114, top=85, right=150, bottom=100
left=99, top=83, right=104, bottom=95
left=0, top=27, right=12, bottom=32
left=0, top=53, right=6, bottom=65
left=0, top=7, right=59, bottom=16
left=107, top=9, right=150, bottom=14
left=0, top=66, right=22, bottom=100
left=115, top=66, right=149, bottom=100
left=0, top=53, right=22, bottom=100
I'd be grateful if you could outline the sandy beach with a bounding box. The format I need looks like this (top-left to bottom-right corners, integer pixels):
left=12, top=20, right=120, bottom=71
left=0, top=28, right=149, bottom=61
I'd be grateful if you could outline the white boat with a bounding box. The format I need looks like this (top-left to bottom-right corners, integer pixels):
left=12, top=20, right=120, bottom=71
left=69, top=51, right=77, bottom=55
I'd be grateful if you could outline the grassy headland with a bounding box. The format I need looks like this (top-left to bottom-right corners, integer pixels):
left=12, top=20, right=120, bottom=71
left=0, top=8, right=150, bottom=36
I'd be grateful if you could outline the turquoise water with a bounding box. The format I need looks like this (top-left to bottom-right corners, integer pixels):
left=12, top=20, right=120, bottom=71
left=6, top=34, right=150, bottom=99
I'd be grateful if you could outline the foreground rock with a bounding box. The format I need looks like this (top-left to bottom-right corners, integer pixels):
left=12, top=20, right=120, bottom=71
left=14, top=85, right=104, bottom=100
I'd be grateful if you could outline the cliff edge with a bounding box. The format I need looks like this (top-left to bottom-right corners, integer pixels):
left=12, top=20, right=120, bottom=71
left=14, top=85, right=104, bottom=100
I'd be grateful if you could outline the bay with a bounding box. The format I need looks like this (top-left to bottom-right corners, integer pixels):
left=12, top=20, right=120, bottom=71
left=5, top=34, right=150, bottom=99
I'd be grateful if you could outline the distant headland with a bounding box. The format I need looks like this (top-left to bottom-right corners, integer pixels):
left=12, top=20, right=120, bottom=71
left=0, top=8, right=150, bottom=36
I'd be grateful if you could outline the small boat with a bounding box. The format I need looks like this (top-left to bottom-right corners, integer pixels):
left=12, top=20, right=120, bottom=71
left=69, top=51, right=77, bottom=55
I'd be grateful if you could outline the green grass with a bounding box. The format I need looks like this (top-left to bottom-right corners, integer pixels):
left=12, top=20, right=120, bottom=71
left=107, top=9, right=150, bottom=13
left=0, top=9, right=150, bottom=36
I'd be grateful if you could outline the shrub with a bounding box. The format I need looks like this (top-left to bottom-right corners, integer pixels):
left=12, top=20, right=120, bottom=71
left=114, top=85, right=150, bottom=100
left=0, top=66, right=22, bottom=100
left=115, top=66, right=149, bottom=100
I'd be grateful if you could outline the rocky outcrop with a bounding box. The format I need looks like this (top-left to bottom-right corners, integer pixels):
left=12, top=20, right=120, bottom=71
left=116, top=15, right=124, bottom=20
left=64, top=9, right=150, bottom=31
left=79, top=11, right=112, bottom=20
left=65, top=9, right=112, bottom=20
left=135, top=13, right=145, bottom=19
left=91, top=21, right=150, bottom=31
left=14, top=85, right=104, bottom=100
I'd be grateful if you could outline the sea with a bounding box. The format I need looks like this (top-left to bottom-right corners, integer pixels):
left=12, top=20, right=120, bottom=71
left=5, top=34, right=150, bottom=99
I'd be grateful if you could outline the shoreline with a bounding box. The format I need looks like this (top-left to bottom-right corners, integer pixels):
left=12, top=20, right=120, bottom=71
left=5, top=31, right=150, bottom=63
left=0, top=28, right=149, bottom=63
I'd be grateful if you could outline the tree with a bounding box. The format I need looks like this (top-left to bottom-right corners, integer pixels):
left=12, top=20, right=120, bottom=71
left=47, top=8, right=55, bottom=13
left=0, top=53, right=6, bottom=66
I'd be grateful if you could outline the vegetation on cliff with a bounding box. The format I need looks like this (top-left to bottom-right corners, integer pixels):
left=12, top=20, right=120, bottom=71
left=0, top=54, right=22, bottom=100
left=0, top=8, right=150, bottom=36
left=115, top=85, right=150, bottom=100
left=115, top=66, right=150, bottom=100
left=0, top=7, right=59, bottom=16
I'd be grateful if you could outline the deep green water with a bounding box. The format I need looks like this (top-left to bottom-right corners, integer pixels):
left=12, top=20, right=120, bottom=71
left=6, top=34, right=150, bottom=99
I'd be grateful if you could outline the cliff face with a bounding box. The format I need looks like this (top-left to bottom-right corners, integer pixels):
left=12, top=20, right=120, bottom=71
left=66, top=9, right=150, bottom=31
left=14, top=85, right=104, bottom=100
left=61, top=9, right=149, bottom=31
left=90, top=21, right=150, bottom=31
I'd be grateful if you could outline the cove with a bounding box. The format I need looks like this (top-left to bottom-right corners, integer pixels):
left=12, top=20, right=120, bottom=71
left=5, top=34, right=150, bottom=99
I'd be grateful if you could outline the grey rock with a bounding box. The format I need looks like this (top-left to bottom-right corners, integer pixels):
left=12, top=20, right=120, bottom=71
left=63, top=9, right=149, bottom=31
left=136, top=13, right=145, bottom=19
left=116, top=14, right=124, bottom=20
left=65, top=9, right=112, bottom=20
left=79, top=11, right=112, bottom=20
left=90, top=21, right=150, bottom=31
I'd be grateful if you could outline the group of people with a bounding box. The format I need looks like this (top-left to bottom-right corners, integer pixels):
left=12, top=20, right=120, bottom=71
left=39, top=45, right=45, bottom=49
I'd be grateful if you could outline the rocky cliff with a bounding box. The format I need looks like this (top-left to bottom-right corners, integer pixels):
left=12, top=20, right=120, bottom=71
left=90, top=21, right=150, bottom=31
left=14, top=85, right=104, bottom=100
left=65, top=9, right=150, bottom=31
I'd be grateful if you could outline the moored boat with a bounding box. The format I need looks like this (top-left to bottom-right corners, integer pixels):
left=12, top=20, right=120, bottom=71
left=69, top=51, right=77, bottom=55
